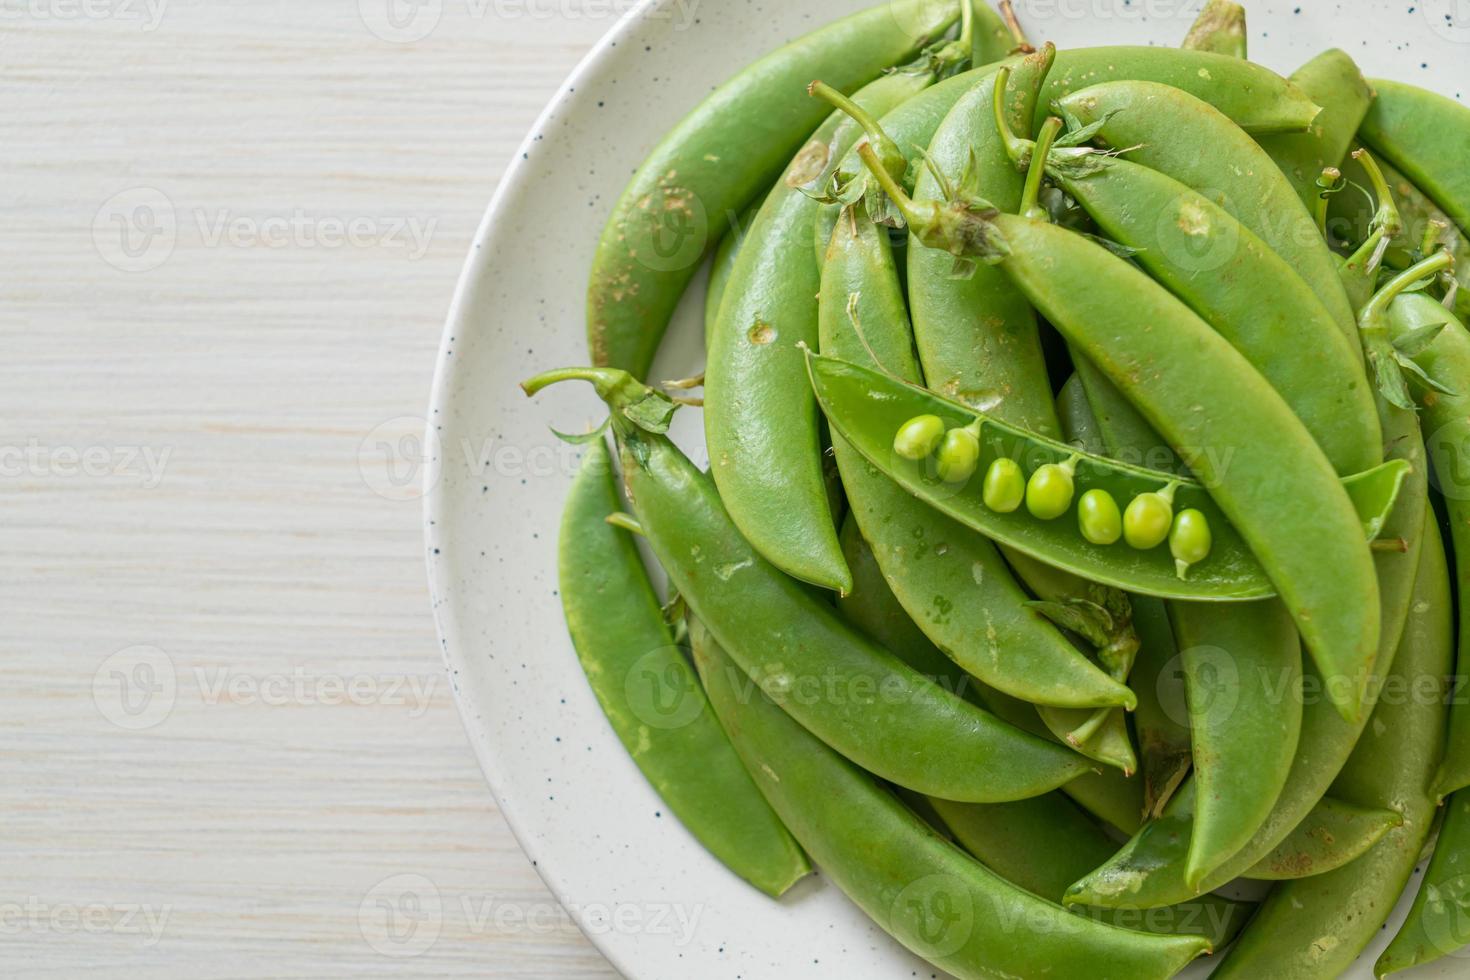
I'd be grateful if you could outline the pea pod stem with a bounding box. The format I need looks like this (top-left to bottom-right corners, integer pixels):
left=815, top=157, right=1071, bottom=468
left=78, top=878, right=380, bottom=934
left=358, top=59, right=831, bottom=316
left=1019, top=116, right=1061, bottom=218
left=808, top=81, right=899, bottom=160
left=1344, top=147, right=1406, bottom=280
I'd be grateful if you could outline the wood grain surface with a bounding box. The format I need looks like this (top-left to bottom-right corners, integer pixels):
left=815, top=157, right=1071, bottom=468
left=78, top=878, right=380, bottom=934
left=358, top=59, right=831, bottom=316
left=2, top=2, right=623, bottom=974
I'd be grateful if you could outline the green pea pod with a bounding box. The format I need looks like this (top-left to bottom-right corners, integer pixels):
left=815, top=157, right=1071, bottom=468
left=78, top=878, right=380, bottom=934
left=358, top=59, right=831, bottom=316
left=1038, top=46, right=1320, bottom=134
left=1064, top=396, right=1429, bottom=911
left=836, top=511, right=1146, bottom=835
left=558, top=439, right=809, bottom=897
left=1046, top=153, right=1381, bottom=475
left=1170, top=598, right=1303, bottom=887
left=1259, top=49, right=1374, bottom=210
left=1245, top=795, right=1402, bottom=881
left=806, top=352, right=1408, bottom=602
left=706, top=64, right=944, bottom=594
left=1211, top=514, right=1452, bottom=979
left=908, top=45, right=1058, bottom=430
left=587, top=0, right=960, bottom=378
left=982, top=213, right=1381, bottom=719
left=689, top=621, right=1213, bottom=979
left=1058, top=81, right=1361, bottom=354
left=1179, top=0, right=1246, bottom=57
left=1361, top=78, right=1470, bottom=240
left=1385, top=292, right=1470, bottom=799
left=527, top=367, right=1091, bottom=802
left=819, top=207, right=1134, bottom=709
left=1377, top=789, right=1470, bottom=975
left=703, top=199, right=760, bottom=349
left=1131, top=596, right=1192, bottom=818
left=926, top=794, right=1251, bottom=950
left=1331, top=148, right=1470, bottom=318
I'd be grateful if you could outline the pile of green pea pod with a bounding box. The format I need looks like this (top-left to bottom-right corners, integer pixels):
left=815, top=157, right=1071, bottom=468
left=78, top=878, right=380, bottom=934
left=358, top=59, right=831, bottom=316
left=524, top=1, right=1470, bottom=976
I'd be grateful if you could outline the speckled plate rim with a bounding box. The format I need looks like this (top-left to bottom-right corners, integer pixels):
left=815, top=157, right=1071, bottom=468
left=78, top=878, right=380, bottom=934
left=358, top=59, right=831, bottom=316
left=425, top=2, right=1463, bottom=977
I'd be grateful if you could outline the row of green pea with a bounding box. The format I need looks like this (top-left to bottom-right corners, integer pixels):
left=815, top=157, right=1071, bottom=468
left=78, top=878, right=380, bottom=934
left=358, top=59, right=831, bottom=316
left=893, top=413, right=1213, bottom=578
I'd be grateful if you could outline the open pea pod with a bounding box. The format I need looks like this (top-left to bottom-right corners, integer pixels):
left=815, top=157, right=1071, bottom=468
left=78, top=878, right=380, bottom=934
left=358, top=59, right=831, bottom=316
left=807, top=352, right=1409, bottom=602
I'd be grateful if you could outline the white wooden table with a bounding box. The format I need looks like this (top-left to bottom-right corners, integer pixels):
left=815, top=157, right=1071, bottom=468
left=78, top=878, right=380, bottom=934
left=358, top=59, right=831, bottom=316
left=2, top=3, right=620, bottom=974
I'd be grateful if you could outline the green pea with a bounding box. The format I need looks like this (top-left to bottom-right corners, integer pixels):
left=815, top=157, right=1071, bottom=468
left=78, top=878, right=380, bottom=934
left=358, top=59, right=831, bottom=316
left=1078, top=489, right=1123, bottom=545
left=982, top=457, right=1025, bottom=513
left=1026, top=459, right=1077, bottom=520
left=1125, top=490, right=1175, bottom=550
left=893, top=414, right=944, bottom=460
left=1170, top=509, right=1213, bottom=579
left=936, top=427, right=981, bottom=483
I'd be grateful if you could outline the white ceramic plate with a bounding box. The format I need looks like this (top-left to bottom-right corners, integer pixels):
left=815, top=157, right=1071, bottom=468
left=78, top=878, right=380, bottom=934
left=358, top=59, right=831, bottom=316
left=426, top=2, right=1467, bottom=976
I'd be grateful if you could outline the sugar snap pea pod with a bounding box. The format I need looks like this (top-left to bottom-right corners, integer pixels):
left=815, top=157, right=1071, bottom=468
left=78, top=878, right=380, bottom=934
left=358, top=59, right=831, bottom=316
left=1377, top=789, right=1470, bottom=975
left=558, top=439, right=809, bottom=897
left=586, top=0, right=960, bottom=378
left=1064, top=397, right=1429, bottom=910
left=1169, top=598, right=1303, bottom=888
left=1180, top=0, right=1245, bottom=56
left=907, top=45, right=1057, bottom=429
left=928, top=794, right=1250, bottom=950
left=809, top=352, right=1409, bottom=601
left=1211, top=514, right=1452, bottom=980
left=1259, top=49, right=1374, bottom=210
left=1033, top=148, right=1381, bottom=474
left=1360, top=78, right=1470, bottom=240
left=689, top=620, right=1213, bottom=979
left=1244, top=795, right=1402, bottom=881
left=1131, top=596, right=1192, bottom=818
left=708, top=54, right=973, bottom=595
left=527, top=367, right=1091, bottom=801
left=819, top=206, right=1134, bottom=709
left=1383, top=291, right=1470, bottom=799
left=1058, top=81, right=1361, bottom=352
left=1037, top=46, right=1320, bottom=134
